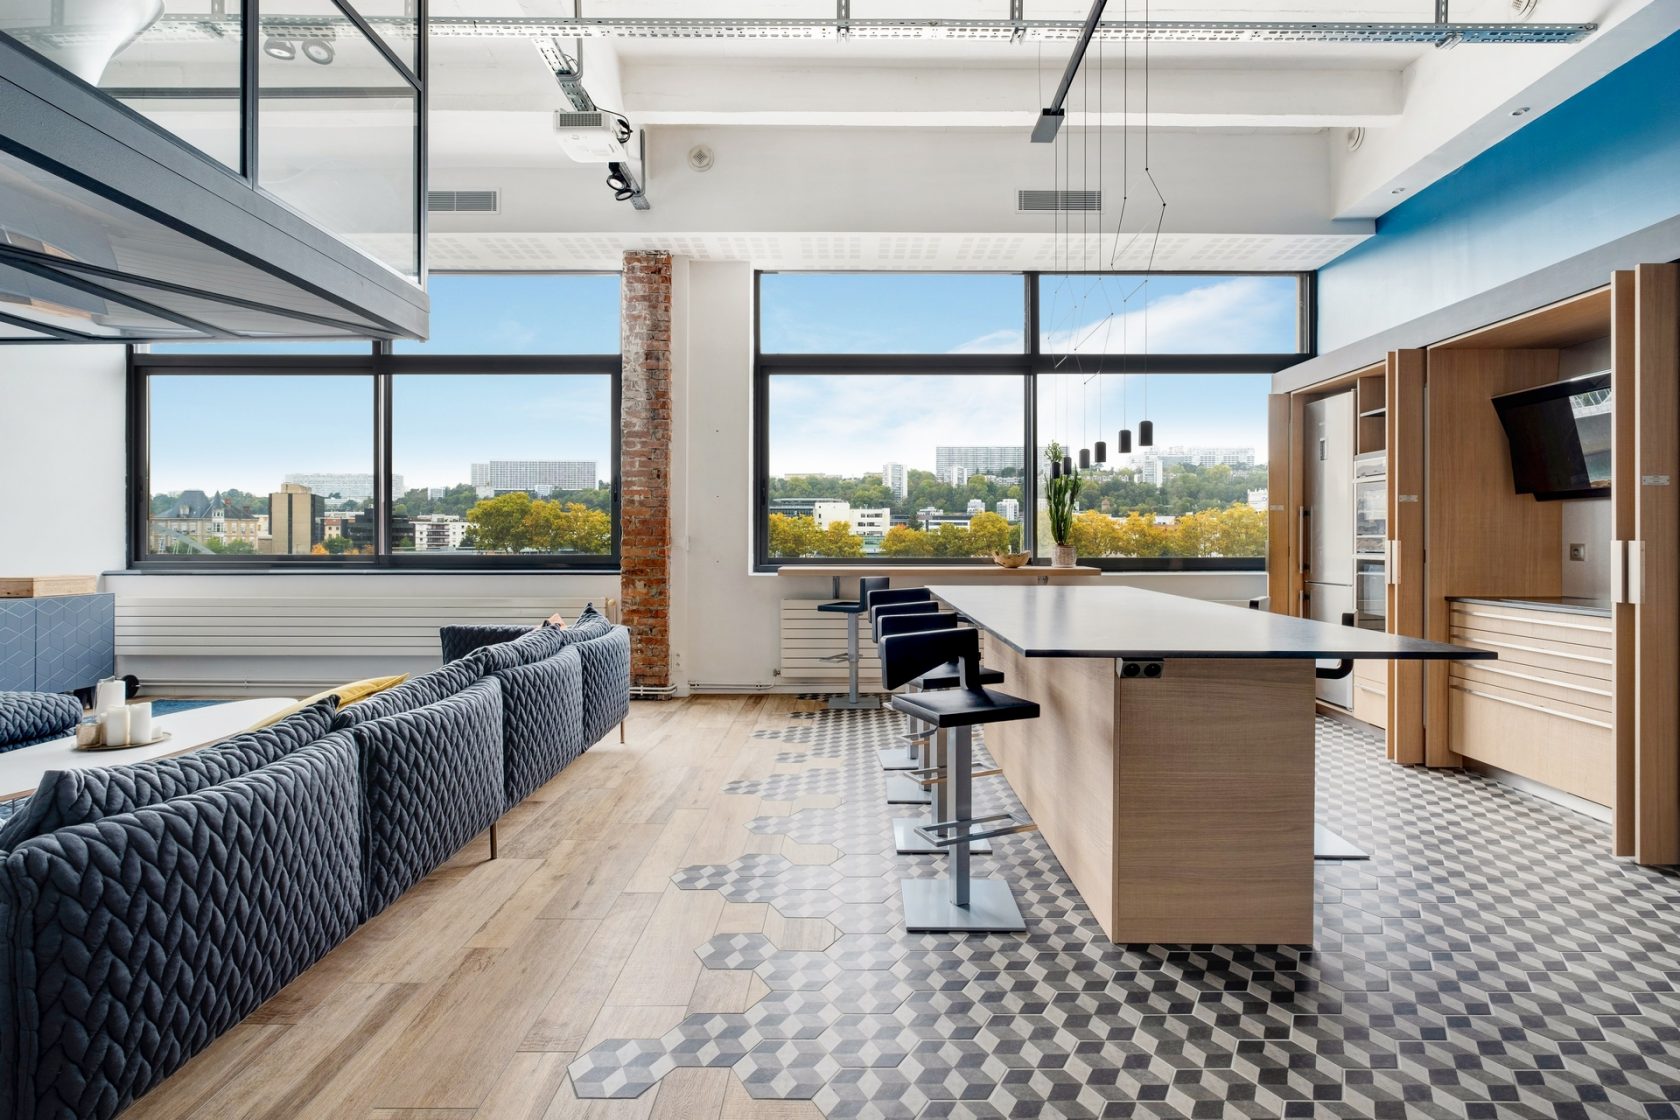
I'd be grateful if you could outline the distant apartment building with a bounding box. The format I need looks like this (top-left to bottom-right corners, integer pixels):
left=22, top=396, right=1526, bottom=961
left=426, top=486, right=449, bottom=500
left=995, top=498, right=1021, bottom=522
left=471, top=460, right=598, bottom=497
left=267, top=482, right=325, bottom=555
left=1248, top=488, right=1269, bottom=512
left=966, top=498, right=986, bottom=515
left=770, top=497, right=823, bottom=518
left=941, top=465, right=972, bottom=489
left=283, top=472, right=398, bottom=505
left=411, top=514, right=470, bottom=551
left=936, top=446, right=1023, bottom=477
left=881, top=462, right=908, bottom=500
left=813, top=501, right=892, bottom=536
left=1133, top=446, right=1258, bottom=485
left=148, top=490, right=265, bottom=554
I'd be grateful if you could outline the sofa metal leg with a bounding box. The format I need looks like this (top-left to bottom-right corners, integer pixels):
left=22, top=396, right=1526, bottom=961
left=488, top=821, right=499, bottom=860
left=620, top=719, right=626, bottom=743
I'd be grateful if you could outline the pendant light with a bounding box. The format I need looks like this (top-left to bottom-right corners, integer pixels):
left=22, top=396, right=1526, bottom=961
left=1050, top=457, right=1062, bottom=480
left=1138, top=419, right=1153, bottom=447
left=1094, top=439, right=1107, bottom=464
left=1062, top=454, right=1074, bottom=476
left=1079, top=447, right=1091, bottom=470
left=1119, top=428, right=1132, bottom=454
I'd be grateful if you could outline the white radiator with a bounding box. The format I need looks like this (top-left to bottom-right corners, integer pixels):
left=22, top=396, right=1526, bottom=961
left=116, top=596, right=617, bottom=694
left=778, top=600, right=882, bottom=687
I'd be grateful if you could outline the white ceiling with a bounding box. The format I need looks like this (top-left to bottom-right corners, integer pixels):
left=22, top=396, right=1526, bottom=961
left=410, top=0, right=1678, bottom=271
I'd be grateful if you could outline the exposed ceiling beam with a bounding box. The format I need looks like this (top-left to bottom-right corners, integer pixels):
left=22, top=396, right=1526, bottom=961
left=1031, top=0, right=1107, bottom=142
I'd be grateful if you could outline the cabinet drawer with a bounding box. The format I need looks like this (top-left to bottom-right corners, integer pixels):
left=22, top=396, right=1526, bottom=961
left=1352, top=680, right=1387, bottom=729
left=1448, top=660, right=1613, bottom=715
left=1448, top=605, right=1612, bottom=650
left=1352, top=658, right=1387, bottom=687
left=1449, top=683, right=1613, bottom=806
left=1448, top=626, right=1613, bottom=682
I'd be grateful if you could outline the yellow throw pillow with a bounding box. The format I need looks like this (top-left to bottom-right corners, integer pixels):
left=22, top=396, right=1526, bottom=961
left=245, top=674, right=409, bottom=730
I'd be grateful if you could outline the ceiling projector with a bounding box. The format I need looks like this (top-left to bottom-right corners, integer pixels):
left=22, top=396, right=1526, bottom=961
left=554, top=111, right=632, bottom=163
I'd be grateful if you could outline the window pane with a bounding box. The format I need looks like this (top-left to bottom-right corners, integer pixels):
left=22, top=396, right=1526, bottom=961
left=1, top=0, right=245, bottom=169
left=344, top=0, right=419, bottom=77
left=767, top=374, right=1026, bottom=559
left=391, top=375, right=615, bottom=556
left=1033, top=373, right=1270, bottom=561
left=259, top=0, right=417, bottom=278
left=395, top=274, right=621, bottom=353
left=146, top=374, right=373, bottom=557
left=1037, top=274, right=1301, bottom=355
left=760, top=273, right=1024, bottom=354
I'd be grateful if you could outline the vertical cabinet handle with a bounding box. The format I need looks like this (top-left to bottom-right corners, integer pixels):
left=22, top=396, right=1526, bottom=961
left=1386, top=539, right=1400, bottom=585
left=1611, top=540, right=1626, bottom=604
left=1627, top=540, right=1644, bottom=606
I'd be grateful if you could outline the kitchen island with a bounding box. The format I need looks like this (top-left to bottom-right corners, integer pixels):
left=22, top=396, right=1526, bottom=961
left=927, top=584, right=1493, bottom=945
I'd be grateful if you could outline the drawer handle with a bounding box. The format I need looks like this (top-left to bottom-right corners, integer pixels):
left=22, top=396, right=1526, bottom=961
left=1452, top=685, right=1612, bottom=730
left=1455, top=662, right=1612, bottom=698
left=1444, top=634, right=1612, bottom=666
left=1451, top=608, right=1612, bottom=634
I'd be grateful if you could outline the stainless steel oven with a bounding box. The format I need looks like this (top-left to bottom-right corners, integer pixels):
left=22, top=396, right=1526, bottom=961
left=1356, top=559, right=1387, bottom=631
left=1354, top=452, right=1387, bottom=560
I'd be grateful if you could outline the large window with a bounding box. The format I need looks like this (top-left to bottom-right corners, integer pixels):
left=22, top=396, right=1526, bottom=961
left=131, top=274, right=620, bottom=569
left=756, top=271, right=1308, bottom=571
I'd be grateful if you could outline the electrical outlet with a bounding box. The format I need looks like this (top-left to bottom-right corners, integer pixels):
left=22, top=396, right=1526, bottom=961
left=1568, top=543, right=1588, bottom=562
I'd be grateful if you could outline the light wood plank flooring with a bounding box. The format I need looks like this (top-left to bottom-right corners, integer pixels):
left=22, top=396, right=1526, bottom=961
left=126, top=696, right=827, bottom=1120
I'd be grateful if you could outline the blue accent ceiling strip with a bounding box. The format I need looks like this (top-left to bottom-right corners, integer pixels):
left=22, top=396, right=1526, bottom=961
left=1317, top=30, right=1680, bottom=352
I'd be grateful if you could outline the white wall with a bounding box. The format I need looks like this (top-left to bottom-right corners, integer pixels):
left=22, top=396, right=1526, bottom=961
left=667, top=260, right=1264, bottom=695
left=0, top=344, right=128, bottom=576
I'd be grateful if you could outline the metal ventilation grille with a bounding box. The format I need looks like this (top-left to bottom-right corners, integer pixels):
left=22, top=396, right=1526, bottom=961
left=554, top=111, right=607, bottom=129
left=1018, top=190, right=1101, bottom=212
left=428, top=190, right=498, bottom=213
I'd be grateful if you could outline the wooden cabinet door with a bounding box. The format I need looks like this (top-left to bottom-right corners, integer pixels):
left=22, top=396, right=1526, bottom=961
left=1266, top=393, right=1293, bottom=613
left=1386, top=349, right=1426, bottom=764
left=1629, top=263, right=1679, bottom=865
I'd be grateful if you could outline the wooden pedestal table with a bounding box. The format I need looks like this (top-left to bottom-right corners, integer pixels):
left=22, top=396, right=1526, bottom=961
left=928, top=584, right=1490, bottom=945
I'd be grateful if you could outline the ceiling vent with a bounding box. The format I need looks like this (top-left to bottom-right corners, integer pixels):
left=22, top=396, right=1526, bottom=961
left=1018, top=190, right=1101, bottom=212
left=428, top=190, right=499, bottom=213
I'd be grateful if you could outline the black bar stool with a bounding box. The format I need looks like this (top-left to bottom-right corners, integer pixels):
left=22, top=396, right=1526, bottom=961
left=879, top=626, right=1040, bottom=933
left=875, top=610, right=1000, bottom=858
left=867, top=589, right=943, bottom=782
left=817, top=576, right=889, bottom=710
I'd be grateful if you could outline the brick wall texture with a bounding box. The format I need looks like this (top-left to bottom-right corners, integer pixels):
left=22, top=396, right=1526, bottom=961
left=619, top=251, right=673, bottom=690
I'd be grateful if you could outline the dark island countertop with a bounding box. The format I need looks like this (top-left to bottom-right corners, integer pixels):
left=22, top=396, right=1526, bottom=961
left=1448, top=595, right=1612, bottom=619
left=929, top=584, right=1497, bottom=661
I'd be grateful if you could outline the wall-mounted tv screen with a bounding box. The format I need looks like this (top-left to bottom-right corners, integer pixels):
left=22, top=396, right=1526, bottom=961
left=1491, top=372, right=1611, bottom=501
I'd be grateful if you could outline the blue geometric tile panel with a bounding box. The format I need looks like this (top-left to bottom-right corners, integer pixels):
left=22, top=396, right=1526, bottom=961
left=33, top=594, right=115, bottom=694
left=0, top=601, right=36, bottom=692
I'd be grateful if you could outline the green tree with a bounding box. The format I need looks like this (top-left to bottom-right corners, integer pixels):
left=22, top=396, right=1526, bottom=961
left=880, top=524, right=934, bottom=557
left=818, top=522, right=864, bottom=558
left=525, top=501, right=613, bottom=553
left=769, top=513, right=820, bottom=558
left=467, top=491, right=536, bottom=552
left=965, top=511, right=1011, bottom=555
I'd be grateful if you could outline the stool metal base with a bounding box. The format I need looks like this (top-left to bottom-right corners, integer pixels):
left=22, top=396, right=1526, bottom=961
left=885, top=774, right=932, bottom=805
left=900, top=877, right=1025, bottom=933
left=894, top=816, right=989, bottom=856
left=826, top=695, right=881, bottom=711
left=878, top=747, right=918, bottom=771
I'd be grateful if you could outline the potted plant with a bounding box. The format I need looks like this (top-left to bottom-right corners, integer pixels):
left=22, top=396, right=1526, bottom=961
left=1043, top=441, right=1081, bottom=568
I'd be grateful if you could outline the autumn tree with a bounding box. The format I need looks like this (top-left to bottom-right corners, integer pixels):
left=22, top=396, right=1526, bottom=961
left=880, top=525, right=934, bottom=557
left=965, top=511, right=1012, bottom=555
left=466, top=491, right=535, bottom=552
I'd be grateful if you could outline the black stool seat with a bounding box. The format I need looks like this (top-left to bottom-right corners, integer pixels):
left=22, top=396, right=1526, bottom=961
left=914, top=662, right=1005, bottom=690
left=891, top=688, right=1039, bottom=729
left=817, top=600, right=867, bottom=614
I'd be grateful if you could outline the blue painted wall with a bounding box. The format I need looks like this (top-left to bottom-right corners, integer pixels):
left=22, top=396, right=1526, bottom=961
left=1317, top=30, right=1680, bottom=352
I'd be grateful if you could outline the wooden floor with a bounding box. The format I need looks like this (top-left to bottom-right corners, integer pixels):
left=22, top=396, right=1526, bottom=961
left=128, top=695, right=832, bottom=1120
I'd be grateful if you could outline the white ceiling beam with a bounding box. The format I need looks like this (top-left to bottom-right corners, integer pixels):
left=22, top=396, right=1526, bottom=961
left=615, top=62, right=1402, bottom=130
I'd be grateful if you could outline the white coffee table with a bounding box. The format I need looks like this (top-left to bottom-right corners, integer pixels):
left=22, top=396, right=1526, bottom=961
left=0, top=698, right=297, bottom=802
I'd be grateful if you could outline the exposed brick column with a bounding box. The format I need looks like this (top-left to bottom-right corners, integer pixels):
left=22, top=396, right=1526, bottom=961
left=619, top=250, right=673, bottom=691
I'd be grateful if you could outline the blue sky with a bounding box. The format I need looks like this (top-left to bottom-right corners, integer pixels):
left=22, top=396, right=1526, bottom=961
left=148, top=272, right=1284, bottom=494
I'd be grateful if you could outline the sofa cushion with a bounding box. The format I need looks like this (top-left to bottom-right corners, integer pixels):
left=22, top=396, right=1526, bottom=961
left=555, top=604, right=613, bottom=648
left=331, top=658, right=482, bottom=731
left=350, top=677, right=505, bottom=916
left=0, top=697, right=337, bottom=851
left=494, top=644, right=585, bottom=808
left=439, top=623, right=532, bottom=664
left=575, top=626, right=632, bottom=748
left=0, top=691, right=82, bottom=751
left=0, top=731, right=363, bottom=1120
left=469, top=623, right=570, bottom=674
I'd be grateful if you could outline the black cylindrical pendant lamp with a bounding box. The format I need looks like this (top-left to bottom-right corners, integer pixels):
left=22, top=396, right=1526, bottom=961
left=1138, top=419, right=1154, bottom=447
left=1050, top=458, right=1062, bottom=479
left=1094, top=440, right=1107, bottom=464
left=1079, top=447, right=1091, bottom=470
left=1062, top=454, right=1074, bottom=475
left=1118, top=429, right=1132, bottom=454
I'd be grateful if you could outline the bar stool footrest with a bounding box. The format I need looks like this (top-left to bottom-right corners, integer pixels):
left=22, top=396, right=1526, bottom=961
left=913, top=813, right=1036, bottom=847
left=893, top=815, right=991, bottom=856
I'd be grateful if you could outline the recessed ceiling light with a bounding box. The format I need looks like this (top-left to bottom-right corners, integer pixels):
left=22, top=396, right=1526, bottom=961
left=1511, top=106, right=1532, bottom=117
left=262, top=37, right=295, bottom=60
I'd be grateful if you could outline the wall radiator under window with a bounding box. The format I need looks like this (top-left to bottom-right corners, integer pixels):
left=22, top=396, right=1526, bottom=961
left=115, top=596, right=618, bottom=695
left=777, top=599, right=988, bottom=690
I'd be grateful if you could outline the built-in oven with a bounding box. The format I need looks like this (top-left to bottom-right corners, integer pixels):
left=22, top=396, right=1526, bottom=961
left=1354, top=452, right=1387, bottom=560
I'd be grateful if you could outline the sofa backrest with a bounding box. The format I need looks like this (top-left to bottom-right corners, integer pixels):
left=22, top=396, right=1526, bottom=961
left=331, top=658, right=481, bottom=731
left=439, top=623, right=531, bottom=665
left=350, top=676, right=504, bottom=917
left=573, top=626, right=632, bottom=748
left=0, top=731, right=363, bottom=1120
left=492, top=644, right=585, bottom=808
left=0, top=697, right=338, bottom=851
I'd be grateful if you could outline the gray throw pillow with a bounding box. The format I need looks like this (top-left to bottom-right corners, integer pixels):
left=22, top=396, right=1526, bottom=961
left=0, top=696, right=337, bottom=849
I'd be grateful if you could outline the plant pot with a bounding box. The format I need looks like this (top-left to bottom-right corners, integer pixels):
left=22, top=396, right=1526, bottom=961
left=1050, top=544, right=1077, bottom=568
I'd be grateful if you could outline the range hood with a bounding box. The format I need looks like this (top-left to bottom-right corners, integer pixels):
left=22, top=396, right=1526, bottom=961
left=0, top=18, right=427, bottom=343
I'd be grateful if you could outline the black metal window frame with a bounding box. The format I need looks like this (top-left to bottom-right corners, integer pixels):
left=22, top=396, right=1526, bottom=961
left=753, top=269, right=1313, bottom=573
left=128, top=344, right=623, bottom=572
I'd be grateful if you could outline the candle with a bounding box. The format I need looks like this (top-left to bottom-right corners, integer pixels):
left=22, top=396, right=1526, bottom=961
left=128, top=702, right=153, bottom=744
left=95, top=678, right=125, bottom=714
left=103, top=707, right=130, bottom=747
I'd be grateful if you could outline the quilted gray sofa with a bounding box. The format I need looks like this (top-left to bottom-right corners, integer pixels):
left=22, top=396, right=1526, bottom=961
left=0, top=607, right=635, bottom=1120
left=0, top=691, right=83, bottom=751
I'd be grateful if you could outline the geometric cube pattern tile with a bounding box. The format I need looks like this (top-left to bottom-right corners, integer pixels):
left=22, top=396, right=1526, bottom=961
left=569, top=702, right=1680, bottom=1119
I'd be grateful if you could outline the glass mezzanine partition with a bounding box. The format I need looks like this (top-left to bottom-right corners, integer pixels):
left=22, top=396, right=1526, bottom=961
left=0, top=0, right=423, bottom=282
